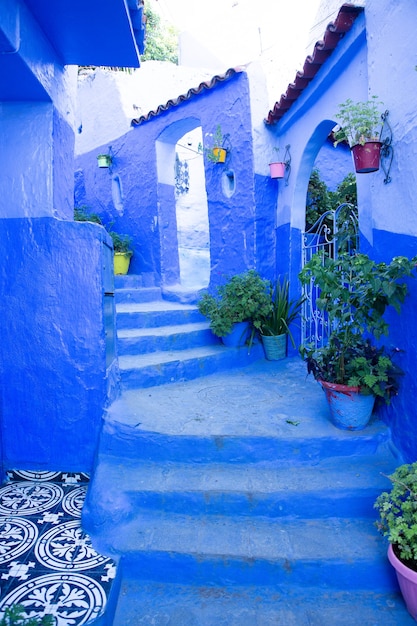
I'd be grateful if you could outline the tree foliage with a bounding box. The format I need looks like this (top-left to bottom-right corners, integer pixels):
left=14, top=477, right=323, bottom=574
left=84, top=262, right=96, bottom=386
left=142, top=4, right=178, bottom=64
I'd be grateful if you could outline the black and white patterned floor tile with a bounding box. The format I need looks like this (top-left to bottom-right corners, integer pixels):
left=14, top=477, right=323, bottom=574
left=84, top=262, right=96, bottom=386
left=0, top=470, right=116, bottom=625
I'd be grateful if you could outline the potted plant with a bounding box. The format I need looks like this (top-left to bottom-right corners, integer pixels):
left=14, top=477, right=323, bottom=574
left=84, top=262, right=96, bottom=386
left=74, top=205, right=103, bottom=224
left=255, top=277, right=304, bottom=360
left=197, top=270, right=270, bottom=347
left=299, top=252, right=417, bottom=430
left=333, top=97, right=384, bottom=173
left=108, top=229, right=134, bottom=275
left=374, top=462, right=417, bottom=620
left=97, top=153, right=112, bottom=168
left=269, top=147, right=286, bottom=179
left=203, top=125, right=228, bottom=164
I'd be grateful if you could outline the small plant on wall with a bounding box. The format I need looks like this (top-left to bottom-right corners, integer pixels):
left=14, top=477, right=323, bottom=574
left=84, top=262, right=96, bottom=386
left=202, top=125, right=229, bottom=163
left=333, top=97, right=384, bottom=173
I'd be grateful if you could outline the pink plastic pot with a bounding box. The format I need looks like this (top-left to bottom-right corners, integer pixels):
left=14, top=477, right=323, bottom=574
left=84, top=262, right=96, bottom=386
left=269, top=162, right=286, bottom=179
left=388, top=544, right=417, bottom=620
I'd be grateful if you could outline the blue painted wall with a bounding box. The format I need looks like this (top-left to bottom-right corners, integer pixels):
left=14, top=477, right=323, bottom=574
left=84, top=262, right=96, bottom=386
left=270, top=1, right=417, bottom=462
left=0, top=0, right=140, bottom=476
left=75, top=70, right=278, bottom=293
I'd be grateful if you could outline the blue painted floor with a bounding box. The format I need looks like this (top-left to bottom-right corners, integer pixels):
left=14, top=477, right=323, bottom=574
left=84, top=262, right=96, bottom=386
left=0, top=471, right=117, bottom=624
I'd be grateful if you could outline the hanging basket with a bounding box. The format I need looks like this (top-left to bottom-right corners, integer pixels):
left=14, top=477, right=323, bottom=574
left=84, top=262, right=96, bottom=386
left=351, top=142, right=382, bottom=173
left=319, top=380, right=375, bottom=430
left=269, top=162, right=286, bottom=179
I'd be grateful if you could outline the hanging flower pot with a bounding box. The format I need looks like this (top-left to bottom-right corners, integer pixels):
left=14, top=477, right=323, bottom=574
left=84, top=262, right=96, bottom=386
left=211, top=147, right=227, bottom=163
left=319, top=380, right=375, bottom=430
left=351, top=142, right=382, bottom=173
left=97, top=154, right=112, bottom=168
left=269, top=162, right=286, bottom=179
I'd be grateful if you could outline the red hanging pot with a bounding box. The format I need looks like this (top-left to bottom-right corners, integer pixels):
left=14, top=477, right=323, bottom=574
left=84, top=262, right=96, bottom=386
left=351, top=141, right=382, bottom=173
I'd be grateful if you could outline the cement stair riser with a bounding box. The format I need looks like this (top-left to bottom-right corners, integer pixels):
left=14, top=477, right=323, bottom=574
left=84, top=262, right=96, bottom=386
left=115, top=287, right=162, bottom=304
left=118, top=344, right=264, bottom=388
left=113, top=582, right=414, bottom=626
left=116, top=307, right=205, bottom=330
left=117, top=325, right=219, bottom=355
left=100, top=423, right=389, bottom=464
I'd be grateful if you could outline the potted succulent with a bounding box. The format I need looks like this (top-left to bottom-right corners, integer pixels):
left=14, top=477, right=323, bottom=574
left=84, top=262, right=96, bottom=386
left=203, top=124, right=228, bottom=164
left=107, top=229, right=134, bottom=275
left=197, top=270, right=270, bottom=347
left=374, top=462, right=417, bottom=620
left=333, top=97, right=384, bottom=173
left=256, top=277, right=304, bottom=360
left=299, top=251, right=417, bottom=430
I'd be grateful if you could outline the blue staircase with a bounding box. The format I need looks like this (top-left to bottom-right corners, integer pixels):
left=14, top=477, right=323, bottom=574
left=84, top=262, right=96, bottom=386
left=114, top=275, right=263, bottom=389
left=82, top=276, right=413, bottom=625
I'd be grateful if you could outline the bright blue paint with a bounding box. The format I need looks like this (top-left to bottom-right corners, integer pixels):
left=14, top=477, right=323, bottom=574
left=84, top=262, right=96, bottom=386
left=75, top=71, right=276, bottom=291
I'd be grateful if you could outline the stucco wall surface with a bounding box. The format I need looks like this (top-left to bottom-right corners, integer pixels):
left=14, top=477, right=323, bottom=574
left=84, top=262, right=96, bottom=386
left=75, top=69, right=278, bottom=290
left=0, top=218, right=111, bottom=472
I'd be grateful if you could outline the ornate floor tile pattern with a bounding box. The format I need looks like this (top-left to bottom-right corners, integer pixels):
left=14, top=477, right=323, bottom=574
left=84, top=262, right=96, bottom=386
left=0, top=471, right=116, bottom=625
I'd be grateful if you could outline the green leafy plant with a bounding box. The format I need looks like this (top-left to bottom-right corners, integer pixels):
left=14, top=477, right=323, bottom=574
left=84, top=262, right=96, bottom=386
left=374, top=462, right=417, bottom=569
left=333, top=96, right=384, bottom=147
left=202, top=125, right=228, bottom=163
left=256, top=277, right=304, bottom=347
left=107, top=230, right=133, bottom=256
left=74, top=206, right=102, bottom=224
left=197, top=270, right=270, bottom=338
left=299, top=252, right=417, bottom=402
left=0, top=604, right=54, bottom=625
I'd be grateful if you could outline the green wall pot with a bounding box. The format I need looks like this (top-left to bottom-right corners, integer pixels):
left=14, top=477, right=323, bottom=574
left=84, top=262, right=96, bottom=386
left=388, top=544, right=417, bottom=621
left=261, top=333, right=286, bottom=360
left=319, top=380, right=375, bottom=430
left=221, top=321, right=249, bottom=347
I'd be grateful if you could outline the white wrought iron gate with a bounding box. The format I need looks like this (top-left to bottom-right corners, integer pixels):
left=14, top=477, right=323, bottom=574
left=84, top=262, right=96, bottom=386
left=301, top=203, right=359, bottom=348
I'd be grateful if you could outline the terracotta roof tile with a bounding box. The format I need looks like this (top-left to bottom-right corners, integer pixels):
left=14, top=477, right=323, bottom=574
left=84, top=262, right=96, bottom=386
left=131, top=66, right=245, bottom=126
left=265, top=4, right=363, bottom=125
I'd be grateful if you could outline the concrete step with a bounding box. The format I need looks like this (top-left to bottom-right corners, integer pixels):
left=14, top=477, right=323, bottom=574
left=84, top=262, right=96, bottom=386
left=115, top=286, right=162, bottom=304
left=117, top=344, right=264, bottom=388
left=113, top=581, right=414, bottom=625
left=89, top=511, right=396, bottom=590
left=117, top=321, right=220, bottom=355
left=116, top=300, right=205, bottom=329
left=84, top=450, right=398, bottom=522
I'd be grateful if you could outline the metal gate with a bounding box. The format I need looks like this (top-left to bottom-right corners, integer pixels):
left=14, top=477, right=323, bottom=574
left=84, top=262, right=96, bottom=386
left=301, top=203, right=359, bottom=348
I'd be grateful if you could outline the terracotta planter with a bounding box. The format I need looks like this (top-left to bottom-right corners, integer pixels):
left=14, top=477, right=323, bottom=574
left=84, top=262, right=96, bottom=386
left=269, top=162, right=286, bottom=179
left=319, top=380, right=375, bottom=430
left=388, top=544, right=417, bottom=621
left=351, top=142, right=382, bottom=173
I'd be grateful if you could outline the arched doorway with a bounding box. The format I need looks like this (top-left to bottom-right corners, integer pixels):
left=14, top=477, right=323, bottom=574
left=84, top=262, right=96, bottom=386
left=156, top=119, right=210, bottom=295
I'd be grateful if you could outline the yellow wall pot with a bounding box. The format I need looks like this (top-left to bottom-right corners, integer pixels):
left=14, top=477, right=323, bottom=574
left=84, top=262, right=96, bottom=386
left=114, top=252, right=132, bottom=275
left=212, top=147, right=227, bottom=163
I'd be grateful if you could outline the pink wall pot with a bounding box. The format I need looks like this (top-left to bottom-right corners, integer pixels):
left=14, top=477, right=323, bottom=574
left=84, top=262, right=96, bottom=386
left=351, top=141, right=382, bottom=173
left=269, top=161, right=286, bottom=179
left=388, top=544, right=417, bottom=620
left=319, top=380, right=375, bottom=430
